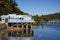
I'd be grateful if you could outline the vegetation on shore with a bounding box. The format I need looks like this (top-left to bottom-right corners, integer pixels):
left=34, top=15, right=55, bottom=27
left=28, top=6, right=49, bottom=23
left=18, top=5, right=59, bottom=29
left=33, top=12, right=60, bottom=23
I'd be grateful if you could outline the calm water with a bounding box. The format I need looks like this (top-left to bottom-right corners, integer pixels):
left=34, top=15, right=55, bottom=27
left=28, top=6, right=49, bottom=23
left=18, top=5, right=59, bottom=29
left=34, top=24, right=60, bottom=40
left=8, top=24, right=60, bottom=40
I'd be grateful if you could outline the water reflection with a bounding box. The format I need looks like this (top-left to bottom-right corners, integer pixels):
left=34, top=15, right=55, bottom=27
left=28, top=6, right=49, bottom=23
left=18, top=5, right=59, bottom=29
left=7, top=30, right=34, bottom=40
left=8, top=37, right=33, bottom=40
left=1, top=24, right=60, bottom=40
left=34, top=24, right=60, bottom=40
left=8, top=30, right=34, bottom=37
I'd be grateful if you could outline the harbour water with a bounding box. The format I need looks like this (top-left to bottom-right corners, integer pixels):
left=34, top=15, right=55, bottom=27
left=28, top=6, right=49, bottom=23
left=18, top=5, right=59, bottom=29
left=34, top=24, right=60, bottom=40
left=8, top=24, right=60, bottom=40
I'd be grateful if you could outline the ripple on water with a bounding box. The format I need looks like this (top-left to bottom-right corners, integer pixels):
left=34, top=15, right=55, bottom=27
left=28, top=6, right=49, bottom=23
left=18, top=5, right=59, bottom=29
left=8, top=37, right=33, bottom=40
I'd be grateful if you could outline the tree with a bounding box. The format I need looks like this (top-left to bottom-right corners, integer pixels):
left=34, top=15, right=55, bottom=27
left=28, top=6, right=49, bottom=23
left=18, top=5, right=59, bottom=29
left=0, top=0, right=26, bottom=15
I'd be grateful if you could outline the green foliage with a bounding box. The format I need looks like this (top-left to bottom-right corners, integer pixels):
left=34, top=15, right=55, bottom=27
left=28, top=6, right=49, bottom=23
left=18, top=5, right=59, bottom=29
left=33, top=14, right=46, bottom=22
left=33, top=13, right=60, bottom=23
left=0, top=0, right=15, bottom=15
left=44, top=12, right=60, bottom=21
left=0, top=0, right=27, bottom=15
left=33, top=15, right=39, bottom=21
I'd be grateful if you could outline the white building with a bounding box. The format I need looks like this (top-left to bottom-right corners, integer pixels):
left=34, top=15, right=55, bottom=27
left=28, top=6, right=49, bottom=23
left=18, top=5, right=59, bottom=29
left=0, top=14, right=35, bottom=37
left=0, top=14, right=34, bottom=23
left=47, top=20, right=60, bottom=24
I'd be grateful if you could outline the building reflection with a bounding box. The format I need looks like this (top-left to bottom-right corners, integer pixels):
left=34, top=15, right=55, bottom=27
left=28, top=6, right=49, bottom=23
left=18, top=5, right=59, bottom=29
left=6, top=23, right=34, bottom=37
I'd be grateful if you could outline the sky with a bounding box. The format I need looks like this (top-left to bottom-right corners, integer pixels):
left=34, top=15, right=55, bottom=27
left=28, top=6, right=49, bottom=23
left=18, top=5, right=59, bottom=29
left=16, top=0, right=60, bottom=15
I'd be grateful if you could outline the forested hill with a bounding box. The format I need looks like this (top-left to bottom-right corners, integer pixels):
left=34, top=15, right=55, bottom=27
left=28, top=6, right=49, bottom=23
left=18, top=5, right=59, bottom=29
left=33, top=12, right=60, bottom=23
left=0, top=0, right=29, bottom=15
left=44, top=12, right=60, bottom=21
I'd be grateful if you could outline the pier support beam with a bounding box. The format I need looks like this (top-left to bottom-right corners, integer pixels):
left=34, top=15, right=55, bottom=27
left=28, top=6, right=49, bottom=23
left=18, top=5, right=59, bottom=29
left=6, top=23, right=34, bottom=37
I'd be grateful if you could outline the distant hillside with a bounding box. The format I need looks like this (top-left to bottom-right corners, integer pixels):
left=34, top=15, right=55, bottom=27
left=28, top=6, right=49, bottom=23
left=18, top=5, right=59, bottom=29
left=44, top=12, right=60, bottom=21
left=33, top=12, right=60, bottom=23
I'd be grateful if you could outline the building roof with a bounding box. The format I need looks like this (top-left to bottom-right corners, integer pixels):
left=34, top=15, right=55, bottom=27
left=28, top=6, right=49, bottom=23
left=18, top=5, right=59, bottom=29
left=0, top=14, right=34, bottom=23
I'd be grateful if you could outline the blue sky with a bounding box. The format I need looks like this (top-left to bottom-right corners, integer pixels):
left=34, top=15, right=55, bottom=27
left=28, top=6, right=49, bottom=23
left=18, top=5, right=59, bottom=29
left=16, top=0, right=60, bottom=15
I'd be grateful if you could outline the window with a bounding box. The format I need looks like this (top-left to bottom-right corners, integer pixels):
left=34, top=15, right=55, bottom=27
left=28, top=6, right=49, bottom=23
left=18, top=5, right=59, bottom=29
left=19, top=18, right=24, bottom=20
left=21, top=18, right=23, bottom=20
left=19, top=18, right=21, bottom=19
left=2, top=19, right=4, bottom=20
